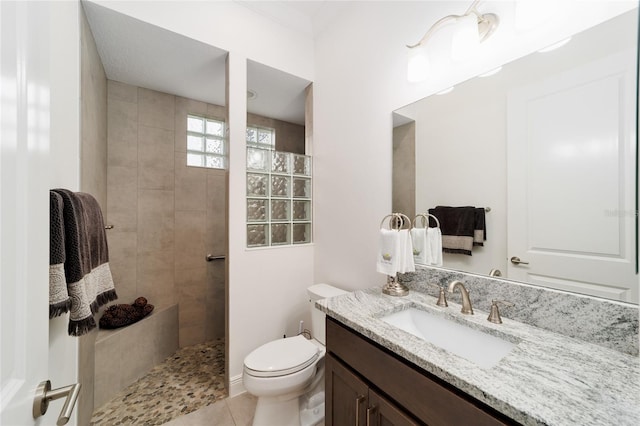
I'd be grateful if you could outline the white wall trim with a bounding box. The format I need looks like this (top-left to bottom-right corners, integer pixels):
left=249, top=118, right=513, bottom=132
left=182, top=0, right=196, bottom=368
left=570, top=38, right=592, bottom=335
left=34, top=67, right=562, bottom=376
left=229, top=374, right=246, bottom=398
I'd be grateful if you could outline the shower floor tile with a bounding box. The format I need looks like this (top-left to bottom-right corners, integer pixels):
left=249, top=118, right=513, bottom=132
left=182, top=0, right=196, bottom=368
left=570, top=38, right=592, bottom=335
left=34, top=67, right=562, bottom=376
left=91, top=338, right=226, bottom=425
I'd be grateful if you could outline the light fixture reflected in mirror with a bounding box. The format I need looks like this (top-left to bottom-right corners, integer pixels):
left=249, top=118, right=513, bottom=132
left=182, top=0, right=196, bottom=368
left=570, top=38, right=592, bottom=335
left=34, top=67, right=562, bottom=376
left=407, top=0, right=499, bottom=82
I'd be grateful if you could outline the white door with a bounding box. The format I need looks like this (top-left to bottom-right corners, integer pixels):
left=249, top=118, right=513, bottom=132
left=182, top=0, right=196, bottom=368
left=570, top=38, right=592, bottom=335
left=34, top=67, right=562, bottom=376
left=1, top=1, right=52, bottom=424
left=507, top=49, right=637, bottom=303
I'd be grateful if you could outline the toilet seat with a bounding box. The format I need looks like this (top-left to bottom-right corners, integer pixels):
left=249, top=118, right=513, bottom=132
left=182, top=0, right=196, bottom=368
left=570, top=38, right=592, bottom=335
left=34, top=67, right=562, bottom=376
left=244, top=335, right=319, bottom=378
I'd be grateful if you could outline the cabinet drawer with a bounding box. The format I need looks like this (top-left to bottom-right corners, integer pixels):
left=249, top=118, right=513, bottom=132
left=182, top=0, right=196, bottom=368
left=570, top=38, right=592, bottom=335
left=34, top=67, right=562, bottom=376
left=327, top=317, right=516, bottom=426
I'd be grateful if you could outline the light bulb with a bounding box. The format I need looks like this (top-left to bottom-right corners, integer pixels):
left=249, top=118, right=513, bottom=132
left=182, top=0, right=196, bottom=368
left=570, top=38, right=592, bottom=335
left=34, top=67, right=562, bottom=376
left=451, top=13, right=479, bottom=61
left=407, top=46, right=429, bottom=82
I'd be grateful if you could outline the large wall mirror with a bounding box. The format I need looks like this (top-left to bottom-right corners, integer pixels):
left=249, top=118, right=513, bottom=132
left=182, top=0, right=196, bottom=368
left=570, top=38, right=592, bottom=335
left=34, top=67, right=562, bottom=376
left=393, top=8, right=639, bottom=304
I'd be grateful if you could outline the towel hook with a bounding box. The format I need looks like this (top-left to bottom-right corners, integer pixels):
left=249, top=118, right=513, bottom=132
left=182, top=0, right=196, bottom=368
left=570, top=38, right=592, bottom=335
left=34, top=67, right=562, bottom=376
left=379, top=213, right=411, bottom=230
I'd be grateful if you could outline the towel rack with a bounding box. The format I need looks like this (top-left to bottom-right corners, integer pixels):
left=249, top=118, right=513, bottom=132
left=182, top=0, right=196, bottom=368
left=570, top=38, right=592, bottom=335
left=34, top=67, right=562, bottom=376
left=412, top=213, right=440, bottom=229
left=379, top=213, right=411, bottom=230
left=378, top=213, right=412, bottom=297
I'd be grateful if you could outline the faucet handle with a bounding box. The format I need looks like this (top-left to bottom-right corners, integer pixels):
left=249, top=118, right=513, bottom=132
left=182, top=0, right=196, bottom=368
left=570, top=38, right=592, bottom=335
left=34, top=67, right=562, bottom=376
left=487, top=300, right=514, bottom=324
left=427, top=283, right=448, bottom=307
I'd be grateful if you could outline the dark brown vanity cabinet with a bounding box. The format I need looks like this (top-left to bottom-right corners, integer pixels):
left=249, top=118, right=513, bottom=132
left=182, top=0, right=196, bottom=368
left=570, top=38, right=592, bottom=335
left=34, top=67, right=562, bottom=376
left=326, top=353, right=417, bottom=426
left=325, top=317, right=517, bottom=426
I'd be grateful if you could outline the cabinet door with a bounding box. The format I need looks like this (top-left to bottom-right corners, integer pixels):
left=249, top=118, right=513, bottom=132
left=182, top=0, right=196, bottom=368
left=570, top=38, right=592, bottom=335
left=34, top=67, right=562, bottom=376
left=326, top=354, right=369, bottom=426
left=368, top=389, right=418, bottom=426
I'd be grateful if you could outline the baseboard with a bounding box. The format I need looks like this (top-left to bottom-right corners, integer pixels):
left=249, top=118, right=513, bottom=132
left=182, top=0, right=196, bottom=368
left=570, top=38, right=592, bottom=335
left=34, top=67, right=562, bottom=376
left=229, top=373, right=246, bottom=397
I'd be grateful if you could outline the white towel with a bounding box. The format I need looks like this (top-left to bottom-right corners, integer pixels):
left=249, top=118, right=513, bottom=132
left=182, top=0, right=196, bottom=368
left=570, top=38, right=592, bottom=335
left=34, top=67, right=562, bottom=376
left=397, top=229, right=416, bottom=273
left=377, top=229, right=400, bottom=275
left=427, top=227, right=443, bottom=266
left=377, top=229, right=416, bottom=276
left=410, top=228, right=428, bottom=265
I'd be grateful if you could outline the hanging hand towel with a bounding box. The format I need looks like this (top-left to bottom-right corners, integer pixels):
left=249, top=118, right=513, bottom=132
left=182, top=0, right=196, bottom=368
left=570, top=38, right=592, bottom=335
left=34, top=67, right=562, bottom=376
left=50, top=191, right=72, bottom=318
left=427, top=227, right=443, bottom=266
left=397, top=229, right=416, bottom=273
left=410, top=228, right=428, bottom=265
left=377, top=229, right=400, bottom=276
left=52, top=189, right=118, bottom=336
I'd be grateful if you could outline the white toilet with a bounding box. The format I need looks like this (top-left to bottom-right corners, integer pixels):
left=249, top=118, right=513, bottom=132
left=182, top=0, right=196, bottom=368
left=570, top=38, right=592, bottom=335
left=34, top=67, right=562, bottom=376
left=243, top=284, right=347, bottom=426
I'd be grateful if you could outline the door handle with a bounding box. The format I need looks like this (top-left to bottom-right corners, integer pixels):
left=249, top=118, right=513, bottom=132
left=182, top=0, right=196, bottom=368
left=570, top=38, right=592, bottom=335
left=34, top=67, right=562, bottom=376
left=510, top=256, right=529, bottom=265
left=33, top=380, right=81, bottom=426
left=354, top=395, right=366, bottom=426
left=206, top=254, right=225, bottom=262
left=366, top=404, right=378, bottom=426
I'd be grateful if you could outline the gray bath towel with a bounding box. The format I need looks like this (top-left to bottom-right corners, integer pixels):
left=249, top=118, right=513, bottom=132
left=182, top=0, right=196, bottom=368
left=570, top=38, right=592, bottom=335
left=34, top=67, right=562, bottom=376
left=49, top=191, right=72, bottom=317
left=50, top=189, right=118, bottom=336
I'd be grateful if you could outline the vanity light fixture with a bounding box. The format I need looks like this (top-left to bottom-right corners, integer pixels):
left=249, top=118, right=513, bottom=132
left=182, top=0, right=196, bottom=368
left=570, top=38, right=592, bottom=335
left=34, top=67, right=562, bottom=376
left=407, top=0, right=499, bottom=82
left=537, top=37, right=572, bottom=53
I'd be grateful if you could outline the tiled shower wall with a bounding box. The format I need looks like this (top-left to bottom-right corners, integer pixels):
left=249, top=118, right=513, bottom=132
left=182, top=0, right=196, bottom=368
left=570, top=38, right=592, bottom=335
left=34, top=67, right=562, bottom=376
left=106, top=81, right=227, bottom=347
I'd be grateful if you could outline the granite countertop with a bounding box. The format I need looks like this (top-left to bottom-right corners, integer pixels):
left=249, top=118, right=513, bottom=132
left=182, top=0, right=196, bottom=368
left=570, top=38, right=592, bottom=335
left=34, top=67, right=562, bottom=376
left=317, top=287, right=640, bottom=426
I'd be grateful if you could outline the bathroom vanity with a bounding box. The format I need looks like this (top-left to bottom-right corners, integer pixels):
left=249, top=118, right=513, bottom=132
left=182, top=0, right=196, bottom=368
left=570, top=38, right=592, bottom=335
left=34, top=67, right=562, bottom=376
left=320, top=287, right=640, bottom=426
left=326, top=317, right=514, bottom=425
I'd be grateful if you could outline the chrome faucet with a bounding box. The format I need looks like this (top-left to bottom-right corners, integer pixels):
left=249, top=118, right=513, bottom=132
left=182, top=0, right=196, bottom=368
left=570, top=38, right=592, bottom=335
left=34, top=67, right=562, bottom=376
left=447, top=280, right=474, bottom=315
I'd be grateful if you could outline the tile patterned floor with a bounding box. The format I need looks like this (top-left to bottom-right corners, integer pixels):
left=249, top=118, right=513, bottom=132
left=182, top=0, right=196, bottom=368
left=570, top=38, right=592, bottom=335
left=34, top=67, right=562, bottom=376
left=91, top=338, right=227, bottom=425
left=161, top=393, right=257, bottom=426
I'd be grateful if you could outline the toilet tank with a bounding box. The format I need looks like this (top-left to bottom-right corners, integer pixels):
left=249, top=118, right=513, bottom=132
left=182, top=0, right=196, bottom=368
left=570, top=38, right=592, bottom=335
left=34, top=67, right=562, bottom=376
left=307, top=284, right=347, bottom=345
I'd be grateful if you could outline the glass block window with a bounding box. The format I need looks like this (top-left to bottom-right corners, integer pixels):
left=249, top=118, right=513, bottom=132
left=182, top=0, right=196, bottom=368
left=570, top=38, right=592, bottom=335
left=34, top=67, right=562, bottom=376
left=246, top=147, right=312, bottom=247
left=187, top=115, right=226, bottom=169
left=246, top=126, right=275, bottom=149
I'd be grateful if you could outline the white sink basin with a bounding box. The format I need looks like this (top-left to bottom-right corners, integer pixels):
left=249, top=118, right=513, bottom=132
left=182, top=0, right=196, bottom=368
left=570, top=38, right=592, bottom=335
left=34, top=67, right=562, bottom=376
left=380, top=307, right=516, bottom=369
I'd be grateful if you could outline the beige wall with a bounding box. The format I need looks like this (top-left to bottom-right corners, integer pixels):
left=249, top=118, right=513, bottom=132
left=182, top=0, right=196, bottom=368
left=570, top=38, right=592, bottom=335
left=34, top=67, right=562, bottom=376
left=106, top=81, right=227, bottom=348
left=78, top=6, right=107, bottom=424
left=247, top=112, right=305, bottom=154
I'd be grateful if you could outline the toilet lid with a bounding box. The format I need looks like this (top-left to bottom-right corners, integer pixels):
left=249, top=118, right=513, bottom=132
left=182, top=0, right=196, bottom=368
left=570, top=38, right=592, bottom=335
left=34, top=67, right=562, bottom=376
left=244, top=335, right=319, bottom=378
